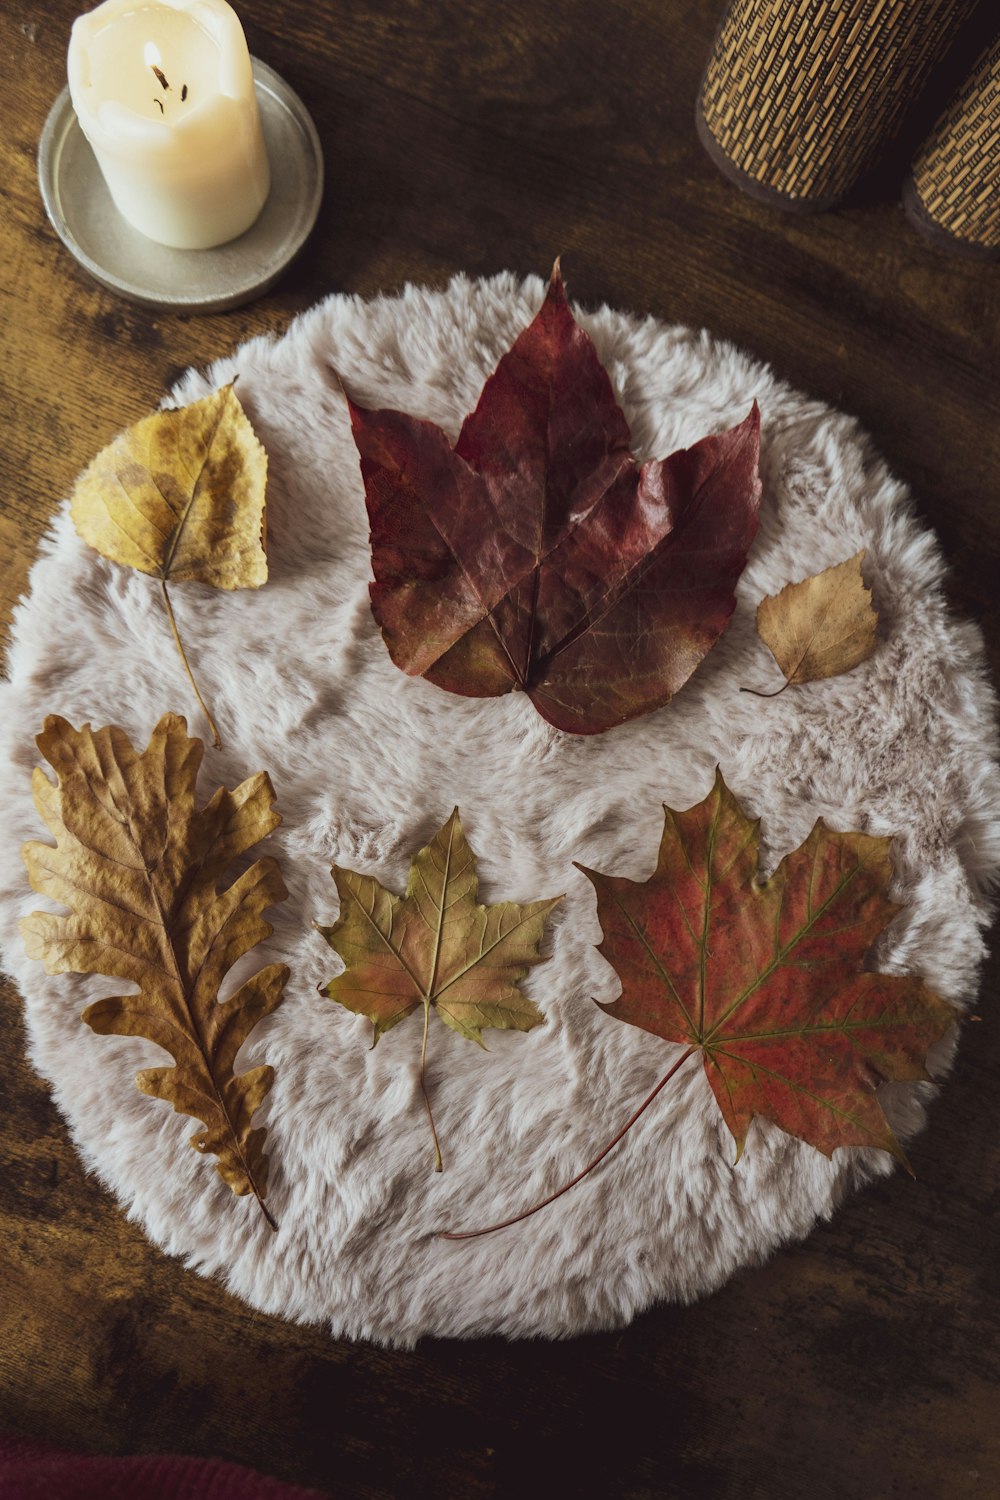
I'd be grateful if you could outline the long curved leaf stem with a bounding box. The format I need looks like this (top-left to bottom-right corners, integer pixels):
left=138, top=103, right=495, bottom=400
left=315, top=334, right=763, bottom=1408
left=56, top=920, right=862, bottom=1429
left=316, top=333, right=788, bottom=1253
left=440, top=1044, right=698, bottom=1240
left=419, top=997, right=444, bottom=1172
left=740, top=680, right=789, bottom=698
left=161, top=579, right=222, bottom=749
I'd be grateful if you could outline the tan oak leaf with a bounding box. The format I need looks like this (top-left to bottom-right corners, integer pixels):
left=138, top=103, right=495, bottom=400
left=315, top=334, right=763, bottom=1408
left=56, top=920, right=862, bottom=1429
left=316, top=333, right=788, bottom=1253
left=20, top=713, right=288, bottom=1229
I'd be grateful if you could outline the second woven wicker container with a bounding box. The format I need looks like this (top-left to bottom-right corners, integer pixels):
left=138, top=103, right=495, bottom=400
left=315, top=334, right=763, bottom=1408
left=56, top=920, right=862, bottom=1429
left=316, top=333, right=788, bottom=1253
left=697, top=0, right=975, bottom=210
left=903, top=36, right=1000, bottom=258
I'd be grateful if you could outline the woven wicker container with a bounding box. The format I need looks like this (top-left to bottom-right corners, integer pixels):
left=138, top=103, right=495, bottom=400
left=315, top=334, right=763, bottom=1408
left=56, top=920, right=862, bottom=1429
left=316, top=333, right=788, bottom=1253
left=697, top=0, right=975, bottom=210
left=904, top=37, right=1000, bottom=258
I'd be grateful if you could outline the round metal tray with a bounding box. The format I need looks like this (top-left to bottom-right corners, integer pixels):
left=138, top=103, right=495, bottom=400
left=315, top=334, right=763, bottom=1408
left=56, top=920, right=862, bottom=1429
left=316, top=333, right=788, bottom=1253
left=38, top=59, right=324, bottom=314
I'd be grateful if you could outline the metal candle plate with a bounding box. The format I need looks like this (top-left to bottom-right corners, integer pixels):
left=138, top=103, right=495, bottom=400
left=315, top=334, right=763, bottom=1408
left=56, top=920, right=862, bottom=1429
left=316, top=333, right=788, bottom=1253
left=38, top=59, right=324, bottom=314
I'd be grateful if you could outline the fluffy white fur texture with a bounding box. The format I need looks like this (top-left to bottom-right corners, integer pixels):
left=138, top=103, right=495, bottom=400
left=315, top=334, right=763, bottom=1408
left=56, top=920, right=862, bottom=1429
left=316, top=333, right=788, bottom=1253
left=1, top=273, right=998, bottom=1346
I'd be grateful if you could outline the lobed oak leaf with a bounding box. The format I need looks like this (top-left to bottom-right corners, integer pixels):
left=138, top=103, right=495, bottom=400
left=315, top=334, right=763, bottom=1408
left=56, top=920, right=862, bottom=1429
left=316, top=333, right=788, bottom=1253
left=347, top=265, right=762, bottom=735
left=751, top=551, right=878, bottom=694
left=319, top=809, right=561, bottom=1171
left=580, top=771, right=954, bottom=1163
left=70, top=383, right=268, bottom=747
left=20, top=713, right=289, bottom=1228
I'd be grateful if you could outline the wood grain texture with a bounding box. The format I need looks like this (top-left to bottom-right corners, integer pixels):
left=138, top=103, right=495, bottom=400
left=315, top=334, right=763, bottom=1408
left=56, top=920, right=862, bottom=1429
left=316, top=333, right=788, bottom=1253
left=1, top=2, right=997, bottom=1496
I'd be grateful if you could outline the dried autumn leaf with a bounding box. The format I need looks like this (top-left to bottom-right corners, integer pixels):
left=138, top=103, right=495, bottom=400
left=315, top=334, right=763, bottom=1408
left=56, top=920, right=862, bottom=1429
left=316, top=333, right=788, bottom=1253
left=319, top=809, right=561, bottom=1170
left=444, top=773, right=954, bottom=1239
left=70, top=383, right=268, bottom=748
left=348, top=265, right=762, bottom=735
left=750, top=551, right=878, bottom=694
left=20, top=713, right=289, bottom=1229
left=583, top=771, right=953, bottom=1161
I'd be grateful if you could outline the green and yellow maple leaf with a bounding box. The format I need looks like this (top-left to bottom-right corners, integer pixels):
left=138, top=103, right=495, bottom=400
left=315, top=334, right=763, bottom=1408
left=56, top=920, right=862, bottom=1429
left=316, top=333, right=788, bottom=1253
left=319, top=809, right=561, bottom=1170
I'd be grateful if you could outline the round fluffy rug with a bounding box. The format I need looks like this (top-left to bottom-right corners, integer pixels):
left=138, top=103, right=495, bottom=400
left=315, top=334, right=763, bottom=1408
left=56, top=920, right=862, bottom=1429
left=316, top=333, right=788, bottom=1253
left=1, top=272, right=998, bottom=1345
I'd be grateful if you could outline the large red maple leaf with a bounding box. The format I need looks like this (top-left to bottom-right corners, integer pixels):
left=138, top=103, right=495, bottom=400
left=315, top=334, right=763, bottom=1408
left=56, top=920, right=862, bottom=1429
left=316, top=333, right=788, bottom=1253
left=443, top=775, right=957, bottom=1240
left=347, top=267, right=762, bottom=734
left=581, top=772, right=956, bottom=1162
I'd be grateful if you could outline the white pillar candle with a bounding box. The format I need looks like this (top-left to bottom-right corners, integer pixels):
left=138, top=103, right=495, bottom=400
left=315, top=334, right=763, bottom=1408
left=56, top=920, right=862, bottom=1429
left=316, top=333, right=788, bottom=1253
left=68, top=0, right=270, bottom=250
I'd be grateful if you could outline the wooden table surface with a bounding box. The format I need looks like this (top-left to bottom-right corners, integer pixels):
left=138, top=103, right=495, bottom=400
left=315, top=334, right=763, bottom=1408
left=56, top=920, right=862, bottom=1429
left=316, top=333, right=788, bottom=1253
left=2, top=2, right=998, bottom=1496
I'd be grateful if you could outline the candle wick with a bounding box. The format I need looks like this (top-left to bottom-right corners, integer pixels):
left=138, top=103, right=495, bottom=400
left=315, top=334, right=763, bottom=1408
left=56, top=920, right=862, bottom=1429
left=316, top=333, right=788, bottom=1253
left=153, top=96, right=164, bottom=113
left=151, top=63, right=170, bottom=90
left=181, top=84, right=188, bottom=101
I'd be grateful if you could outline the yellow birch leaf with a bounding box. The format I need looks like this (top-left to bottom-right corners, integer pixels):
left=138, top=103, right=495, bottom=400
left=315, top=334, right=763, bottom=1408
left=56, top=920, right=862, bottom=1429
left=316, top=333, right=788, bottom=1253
left=70, top=383, right=268, bottom=747
left=753, top=551, right=878, bottom=693
left=20, top=713, right=289, bottom=1230
left=319, top=809, right=561, bottom=1172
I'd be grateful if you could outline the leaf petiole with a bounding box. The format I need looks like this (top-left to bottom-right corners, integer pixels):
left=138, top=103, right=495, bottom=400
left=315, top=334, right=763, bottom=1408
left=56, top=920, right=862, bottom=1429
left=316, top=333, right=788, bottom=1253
left=440, top=1044, right=698, bottom=1240
left=419, top=996, right=444, bottom=1172
left=739, top=681, right=789, bottom=698
left=160, top=579, right=222, bottom=749
left=256, top=1191, right=279, bottom=1233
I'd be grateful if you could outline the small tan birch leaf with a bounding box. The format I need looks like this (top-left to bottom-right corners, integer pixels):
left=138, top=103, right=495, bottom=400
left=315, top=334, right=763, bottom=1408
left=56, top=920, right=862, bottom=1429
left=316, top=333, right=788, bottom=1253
left=753, top=552, right=878, bottom=692
left=319, top=809, right=561, bottom=1171
left=19, top=713, right=289, bottom=1230
left=69, top=384, right=268, bottom=746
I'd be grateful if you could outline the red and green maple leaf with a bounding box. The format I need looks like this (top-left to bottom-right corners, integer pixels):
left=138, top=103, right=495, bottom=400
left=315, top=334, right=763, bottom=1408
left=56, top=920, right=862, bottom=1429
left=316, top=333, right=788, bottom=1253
left=444, top=773, right=954, bottom=1239
left=581, top=771, right=954, bottom=1163
left=346, top=265, right=762, bottom=735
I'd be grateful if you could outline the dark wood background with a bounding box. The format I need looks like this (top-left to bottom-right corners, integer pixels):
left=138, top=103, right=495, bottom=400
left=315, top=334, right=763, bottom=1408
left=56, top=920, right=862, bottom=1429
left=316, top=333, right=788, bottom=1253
left=2, top=2, right=998, bottom=1496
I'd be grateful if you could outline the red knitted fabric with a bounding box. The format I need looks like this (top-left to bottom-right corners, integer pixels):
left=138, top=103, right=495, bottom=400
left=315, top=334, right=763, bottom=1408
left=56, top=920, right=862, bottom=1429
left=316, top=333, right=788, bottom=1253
left=0, top=1434, right=328, bottom=1499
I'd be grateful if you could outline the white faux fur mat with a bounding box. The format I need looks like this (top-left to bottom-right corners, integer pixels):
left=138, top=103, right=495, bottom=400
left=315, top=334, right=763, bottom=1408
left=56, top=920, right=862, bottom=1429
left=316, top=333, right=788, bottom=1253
left=2, top=272, right=998, bottom=1345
